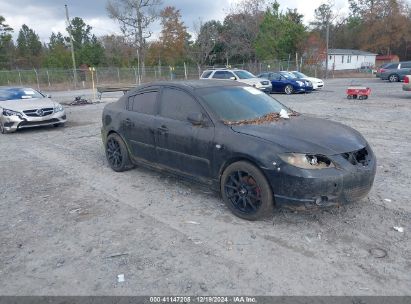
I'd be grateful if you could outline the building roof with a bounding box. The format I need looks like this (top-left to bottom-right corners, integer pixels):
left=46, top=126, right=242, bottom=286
left=329, top=49, right=377, bottom=56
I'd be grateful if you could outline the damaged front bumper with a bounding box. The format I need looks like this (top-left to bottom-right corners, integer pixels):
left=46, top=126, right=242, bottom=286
left=266, top=147, right=377, bottom=210
left=1, top=111, right=67, bottom=133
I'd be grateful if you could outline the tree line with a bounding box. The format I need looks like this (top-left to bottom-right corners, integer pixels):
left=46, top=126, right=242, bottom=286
left=0, top=0, right=410, bottom=71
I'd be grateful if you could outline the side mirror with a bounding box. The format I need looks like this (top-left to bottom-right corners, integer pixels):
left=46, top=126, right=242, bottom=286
left=187, top=112, right=205, bottom=126
left=229, top=76, right=237, bottom=80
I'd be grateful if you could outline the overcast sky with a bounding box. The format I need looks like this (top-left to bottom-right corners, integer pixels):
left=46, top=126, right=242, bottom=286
left=1, top=0, right=348, bottom=42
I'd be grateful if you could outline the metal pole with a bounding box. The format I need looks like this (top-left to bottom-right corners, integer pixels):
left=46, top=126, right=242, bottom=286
left=46, top=69, right=51, bottom=87
left=287, top=54, right=290, bottom=71
left=18, top=70, right=22, bottom=86
left=184, top=62, right=187, bottom=80
left=90, top=67, right=96, bottom=101
left=325, top=22, right=329, bottom=79
left=34, top=68, right=40, bottom=90
left=137, top=49, right=141, bottom=85
left=65, top=4, right=77, bottom=88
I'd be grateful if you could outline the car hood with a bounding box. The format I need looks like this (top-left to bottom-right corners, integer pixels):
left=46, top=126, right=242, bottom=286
left=238, top=78, right=271, bottom=86
left=0, top=98, right=58, bottom=111
left=231, top=115, right=367, bottom=155
left=303, top=77, right=323, bottom=83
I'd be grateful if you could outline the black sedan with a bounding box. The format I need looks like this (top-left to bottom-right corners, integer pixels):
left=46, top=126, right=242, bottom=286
left=101, top=80, right=376, bottom=220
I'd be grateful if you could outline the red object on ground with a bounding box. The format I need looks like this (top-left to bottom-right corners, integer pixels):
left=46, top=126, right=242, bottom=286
left=346, top=86, right=371, bottom=100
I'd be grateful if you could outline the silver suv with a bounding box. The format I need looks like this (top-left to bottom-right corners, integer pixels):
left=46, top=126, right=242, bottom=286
left=379, top=61, right=411, bottom=82
left=200, top=69, right=272, bottom=93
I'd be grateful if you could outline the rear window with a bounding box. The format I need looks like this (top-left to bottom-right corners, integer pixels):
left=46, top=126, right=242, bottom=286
left=385, top=63, right=399, bottom=69
left=201, top=71, right=213, bottom=78
left=128, top=91, right=158, bottom=115
left=401, top=62, right=411, bottom=68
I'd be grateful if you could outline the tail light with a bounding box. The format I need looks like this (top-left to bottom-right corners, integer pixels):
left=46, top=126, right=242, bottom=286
left=405, top=76, right=409, bottom=84
left=380, top=69, right=386, bottom=73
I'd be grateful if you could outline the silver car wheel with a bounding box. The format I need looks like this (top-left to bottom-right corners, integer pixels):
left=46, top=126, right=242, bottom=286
left=284, top=85, right=293, bottom=95
left=389, top=74, right=399, bottom=82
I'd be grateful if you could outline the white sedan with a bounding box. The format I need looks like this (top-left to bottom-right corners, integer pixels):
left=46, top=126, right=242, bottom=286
left=290, top=71, right=324, bottom=90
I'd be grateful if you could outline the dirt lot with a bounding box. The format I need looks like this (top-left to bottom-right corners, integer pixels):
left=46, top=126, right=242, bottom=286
left=0, top=78, right=410, bottom=296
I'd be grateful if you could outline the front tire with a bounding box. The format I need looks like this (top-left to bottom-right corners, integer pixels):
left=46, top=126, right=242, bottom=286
left=0, top=122, right=8, bottom=134
left=221, top=161, right=274, bottom=221
left=388, top=74, right=399, bottom=82
left=284, top=85, right=293, bottom=95
left=105, top=133, right=133, bottom=172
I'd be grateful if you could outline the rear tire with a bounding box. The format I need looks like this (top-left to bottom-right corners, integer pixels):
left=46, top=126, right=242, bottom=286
left=388, top=74, right=399, bottom=82
left=105, top=133, right=133, bottom=172
left=284, top=85, right=294, bottom=95
left=221, top=161, right=274, bottom=221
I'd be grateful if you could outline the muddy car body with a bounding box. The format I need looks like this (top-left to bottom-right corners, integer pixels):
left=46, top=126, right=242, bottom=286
left=101, top=80, right=376, bottom=220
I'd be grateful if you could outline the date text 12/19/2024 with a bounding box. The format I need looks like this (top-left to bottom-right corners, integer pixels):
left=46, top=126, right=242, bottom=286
left=149, top=297, right=257, bottom=303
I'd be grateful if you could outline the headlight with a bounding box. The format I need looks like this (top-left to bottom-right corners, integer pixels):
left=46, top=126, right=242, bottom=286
left=279, top=153, right=335, bottom=169
left=255, top=82, right=262, bottom=88
left=2, top=108, right=22, bottom=117
left=54, top=104, right=64, bottom=112
left=296, top=81, right=304, bottom=86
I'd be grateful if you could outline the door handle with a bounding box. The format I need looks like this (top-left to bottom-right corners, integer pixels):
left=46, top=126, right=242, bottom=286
left=157, top=125, right=168, bottom=133
left=124, top=118, right=134, bottom=127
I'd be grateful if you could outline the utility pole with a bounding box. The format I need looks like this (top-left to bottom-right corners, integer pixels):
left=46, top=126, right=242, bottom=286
left=325, top=22, right=330, bottom=79
left=65, top=4, right=77, bottom=88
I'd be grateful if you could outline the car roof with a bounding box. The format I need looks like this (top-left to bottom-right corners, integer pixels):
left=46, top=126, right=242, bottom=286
left=0, top=86, right=35, bottom=90
left=136, top=80, right=245, bottom=91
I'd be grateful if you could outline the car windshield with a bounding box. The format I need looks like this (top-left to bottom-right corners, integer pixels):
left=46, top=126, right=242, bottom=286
left=0, top=88, right=44, bottom=101
left=292, top=71, right=307, bottom=78
left=233, top=70, right=256, bottom=79
left=281, top=72, right=297, bottom=79
left=198, top=86, right=295, bottom=123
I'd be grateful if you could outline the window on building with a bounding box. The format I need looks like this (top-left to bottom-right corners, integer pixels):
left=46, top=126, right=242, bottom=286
left=342, top=55, right=344, bottom=63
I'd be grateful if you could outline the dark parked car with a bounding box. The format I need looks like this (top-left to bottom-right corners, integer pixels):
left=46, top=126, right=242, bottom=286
left=101, top=80, right=376, bottom=220
left=258, top=71, right=313, bottom=94
left=378, top=61, right=411, bottom=82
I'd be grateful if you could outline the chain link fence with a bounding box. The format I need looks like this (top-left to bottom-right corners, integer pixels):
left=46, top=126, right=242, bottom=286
left=0, top=60, right=338, bottom=92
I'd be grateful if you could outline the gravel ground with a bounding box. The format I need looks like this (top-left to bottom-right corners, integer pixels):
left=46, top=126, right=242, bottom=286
left=0, top=78, right=410, bottom=296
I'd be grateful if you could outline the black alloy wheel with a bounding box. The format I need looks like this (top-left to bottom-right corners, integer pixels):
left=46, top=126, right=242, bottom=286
left=221, top=161, right=273, bottom=220
left=105, top=133, right=133, bottom=172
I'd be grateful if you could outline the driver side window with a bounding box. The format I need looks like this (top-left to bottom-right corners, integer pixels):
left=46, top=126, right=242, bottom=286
left=159, top=88, right=204, bottom=122
left=270, top=73, right=281, bottom=81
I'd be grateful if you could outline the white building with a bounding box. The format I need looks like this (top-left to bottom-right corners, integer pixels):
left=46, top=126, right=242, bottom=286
left=325, top=49, right=377, bottom=71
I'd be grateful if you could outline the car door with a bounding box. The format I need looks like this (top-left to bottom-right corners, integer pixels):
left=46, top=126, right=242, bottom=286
left=269, top=73, right=284, bottom=92
left=154, top=87, right=215, bottom=180
left=123, top=89, right=159, bottom=163
left=399, top=62, right=411, bottom=79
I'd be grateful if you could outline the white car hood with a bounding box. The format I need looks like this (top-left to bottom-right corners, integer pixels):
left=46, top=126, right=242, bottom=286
left=237, top=78, right=270, bottom=86
left=0, top=98, right=58, bottom=111
left=303, top=77, right=323, bottom=84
